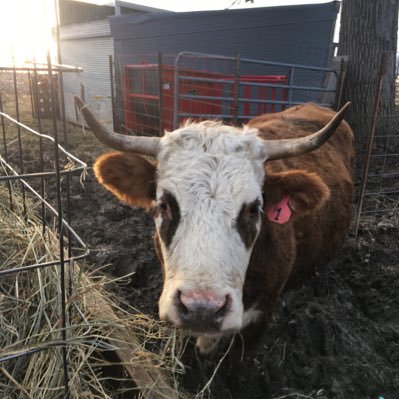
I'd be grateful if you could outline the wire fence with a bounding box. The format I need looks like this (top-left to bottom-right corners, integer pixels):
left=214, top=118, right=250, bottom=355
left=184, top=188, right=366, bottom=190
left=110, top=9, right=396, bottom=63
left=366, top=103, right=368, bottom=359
left=354, top=115, right=399, bottom=228
left=0, top=62, right=88, bottom=398
left=115, top=51, right=342, bottom=135
left=353, top=52, right=399, bottom=232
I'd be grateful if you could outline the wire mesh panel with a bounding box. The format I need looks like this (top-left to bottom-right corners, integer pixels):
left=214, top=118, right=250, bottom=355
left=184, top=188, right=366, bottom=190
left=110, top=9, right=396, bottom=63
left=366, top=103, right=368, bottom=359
left=116, top=51, right=341, bottom=136
left=353, top=53, right=399, bottom=232
left=173, top=52, right=340, bottom=128
left=0, top=64, right=88, bottom=398
left=356, top=113, right=399, bottom=227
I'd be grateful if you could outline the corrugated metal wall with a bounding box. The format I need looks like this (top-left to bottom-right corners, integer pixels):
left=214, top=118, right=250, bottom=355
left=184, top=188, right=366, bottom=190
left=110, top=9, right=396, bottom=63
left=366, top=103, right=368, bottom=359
left=60, top=19, right=114, bottom=129
left=110, top=2, right=339, bottom=68
left=109, top=2, right=339, bottom=123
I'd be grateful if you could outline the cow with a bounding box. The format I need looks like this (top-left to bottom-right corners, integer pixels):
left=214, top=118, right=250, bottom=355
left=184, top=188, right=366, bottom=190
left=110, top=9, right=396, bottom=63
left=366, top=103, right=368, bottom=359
left=75, top=97, right=354, bottom=354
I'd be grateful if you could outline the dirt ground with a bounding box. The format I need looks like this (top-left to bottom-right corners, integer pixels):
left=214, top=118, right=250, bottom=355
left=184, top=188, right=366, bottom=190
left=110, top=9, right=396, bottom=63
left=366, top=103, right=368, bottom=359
left=70, top=174, right=399, bottom=399
left=1, top=72, right=398, bottom=399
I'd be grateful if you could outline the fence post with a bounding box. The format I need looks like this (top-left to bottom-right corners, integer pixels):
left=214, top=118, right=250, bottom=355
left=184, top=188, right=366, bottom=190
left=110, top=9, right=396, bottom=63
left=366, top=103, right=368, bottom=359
left=353, top=52, right=388, bottom=235
left=12, top=60, right=28, bottom=218
left=47, top=53, right=70, bottom=399
left=173, top=55, right=179, bottom=129
left=233, top=53, right=241, bottom=125
left=158, top=52, right=164, bottom=136
left=0, top=93, right=14, bottom=211
left=109, top=54, right=117, bottom=131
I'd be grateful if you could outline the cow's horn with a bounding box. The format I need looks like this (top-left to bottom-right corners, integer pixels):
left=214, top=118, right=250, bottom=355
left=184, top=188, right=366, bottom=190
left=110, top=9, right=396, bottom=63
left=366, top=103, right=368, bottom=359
left=74, top=96, right=160, bottom=156
left=264, top=102, right=351, bottom=161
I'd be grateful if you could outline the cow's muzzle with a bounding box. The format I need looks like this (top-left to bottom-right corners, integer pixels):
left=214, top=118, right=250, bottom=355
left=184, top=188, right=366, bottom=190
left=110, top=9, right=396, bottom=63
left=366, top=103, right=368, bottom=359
left=174, top=290, right=231, bottom=333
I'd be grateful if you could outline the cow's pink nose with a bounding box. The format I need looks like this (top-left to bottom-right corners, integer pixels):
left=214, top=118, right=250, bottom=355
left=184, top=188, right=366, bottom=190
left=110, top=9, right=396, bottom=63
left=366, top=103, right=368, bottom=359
left=177, top=290, right=230, bottom=332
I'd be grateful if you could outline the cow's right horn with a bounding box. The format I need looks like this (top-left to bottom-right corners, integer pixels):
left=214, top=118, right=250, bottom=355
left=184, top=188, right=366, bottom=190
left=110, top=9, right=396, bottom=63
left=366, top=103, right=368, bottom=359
left=75, top=96, right=160, bottom=157
left=263, top=102, right=351, bottom=161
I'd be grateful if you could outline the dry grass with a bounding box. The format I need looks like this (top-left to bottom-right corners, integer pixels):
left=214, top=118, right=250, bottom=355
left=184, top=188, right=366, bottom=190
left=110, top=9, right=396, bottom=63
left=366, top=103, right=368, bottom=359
left=0, top=70, right=191, bottom=399
left=0, top=182, right=189, bottom=399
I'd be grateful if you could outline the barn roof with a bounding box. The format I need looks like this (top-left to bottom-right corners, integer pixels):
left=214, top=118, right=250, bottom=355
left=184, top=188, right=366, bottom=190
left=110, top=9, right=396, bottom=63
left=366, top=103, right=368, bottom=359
left=59, top=0, right=166, bottom=26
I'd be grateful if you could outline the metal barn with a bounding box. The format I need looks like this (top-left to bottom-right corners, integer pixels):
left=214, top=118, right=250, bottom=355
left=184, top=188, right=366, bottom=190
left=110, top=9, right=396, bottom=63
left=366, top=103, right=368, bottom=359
left=109, top=2, right=341, bottom=132
left=58, top=0, right=165, bottom=130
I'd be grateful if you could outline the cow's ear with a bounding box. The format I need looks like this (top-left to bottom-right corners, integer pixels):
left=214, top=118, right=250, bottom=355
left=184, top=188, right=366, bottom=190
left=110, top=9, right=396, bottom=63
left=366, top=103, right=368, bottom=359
left=94, top=152, right=157, bottom=210
left=263, top=169, right=330, bottom=223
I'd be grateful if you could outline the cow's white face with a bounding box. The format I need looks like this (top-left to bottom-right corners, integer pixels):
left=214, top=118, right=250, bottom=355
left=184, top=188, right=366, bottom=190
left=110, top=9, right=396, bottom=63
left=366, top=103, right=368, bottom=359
left=154, top=121, right=267, bottom=336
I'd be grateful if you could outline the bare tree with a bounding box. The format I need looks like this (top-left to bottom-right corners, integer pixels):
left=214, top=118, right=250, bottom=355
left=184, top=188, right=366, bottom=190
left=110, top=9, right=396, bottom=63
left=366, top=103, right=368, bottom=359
left=338, top=0, right=399, bottom=141
left=228, top=0, right=254, bottom=9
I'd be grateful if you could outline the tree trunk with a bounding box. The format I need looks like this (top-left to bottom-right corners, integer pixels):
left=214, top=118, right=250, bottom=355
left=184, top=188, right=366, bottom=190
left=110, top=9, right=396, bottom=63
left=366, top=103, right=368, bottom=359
left=338, top=0, right=398, bottom=142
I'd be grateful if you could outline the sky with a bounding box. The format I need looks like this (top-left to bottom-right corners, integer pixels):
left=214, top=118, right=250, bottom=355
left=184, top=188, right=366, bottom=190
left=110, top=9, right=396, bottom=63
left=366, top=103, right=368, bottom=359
left=0, top=0, right=57, bottom=65
left=0, top=0, right=337, bottom=65
left=133, top=0, right=334, bottom=12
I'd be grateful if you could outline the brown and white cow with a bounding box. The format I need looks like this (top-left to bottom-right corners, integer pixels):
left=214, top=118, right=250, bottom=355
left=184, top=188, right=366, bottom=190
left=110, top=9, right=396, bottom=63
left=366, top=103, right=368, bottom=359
left=75, top=97, right=354, bottom=354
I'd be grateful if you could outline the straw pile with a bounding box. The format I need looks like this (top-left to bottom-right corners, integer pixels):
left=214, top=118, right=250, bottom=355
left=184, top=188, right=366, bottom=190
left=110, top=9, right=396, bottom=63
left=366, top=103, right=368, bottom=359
left=0, top=182, right=189, bottom=399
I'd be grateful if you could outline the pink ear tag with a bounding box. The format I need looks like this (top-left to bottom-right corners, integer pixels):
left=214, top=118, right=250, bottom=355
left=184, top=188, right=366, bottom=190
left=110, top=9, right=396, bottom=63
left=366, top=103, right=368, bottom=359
left=267, top=195, right=292, bottom=224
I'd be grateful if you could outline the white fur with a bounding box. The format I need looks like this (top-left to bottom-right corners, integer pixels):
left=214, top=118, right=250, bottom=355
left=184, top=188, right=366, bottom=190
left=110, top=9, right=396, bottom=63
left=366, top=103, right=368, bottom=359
left=242, top=306, right=263, bottom=328
left=155, top=121, right=267, bottom=333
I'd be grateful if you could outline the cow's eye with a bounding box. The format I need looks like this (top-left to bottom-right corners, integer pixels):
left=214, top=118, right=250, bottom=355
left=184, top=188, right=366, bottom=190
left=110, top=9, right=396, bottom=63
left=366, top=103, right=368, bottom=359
left=154, top=191, right=180, bottom=225
left=157, top=201, right=169, bottom=213
left=159, top=201, right=168, bottom=211
left=153, top=200, right=169, bottom=218
left=236, top=199, right=262, bottom=248
left=248, top=200, right=261, bottom=218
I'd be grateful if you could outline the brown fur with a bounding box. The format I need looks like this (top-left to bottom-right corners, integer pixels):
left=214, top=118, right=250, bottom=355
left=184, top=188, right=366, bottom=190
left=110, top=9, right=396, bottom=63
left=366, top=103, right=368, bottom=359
left=94, top=103, right=354, bottom=340
left=94, top=152, right=156, bottom=210
left=243, top=103, right=354, bottom=334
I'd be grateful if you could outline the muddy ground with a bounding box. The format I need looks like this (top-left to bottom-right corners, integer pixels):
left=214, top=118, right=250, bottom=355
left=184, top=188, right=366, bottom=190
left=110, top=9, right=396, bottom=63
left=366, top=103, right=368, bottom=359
left=69, top=173, right=399, bottom=399
left=1, top=72, right=398, bottom=399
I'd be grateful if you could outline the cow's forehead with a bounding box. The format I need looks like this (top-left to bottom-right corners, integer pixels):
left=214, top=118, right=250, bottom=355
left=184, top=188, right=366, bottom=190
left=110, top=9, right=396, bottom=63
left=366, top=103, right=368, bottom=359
left=159, top=121, right=264, bottom=157
left=156, top=122, right=266, bottom=207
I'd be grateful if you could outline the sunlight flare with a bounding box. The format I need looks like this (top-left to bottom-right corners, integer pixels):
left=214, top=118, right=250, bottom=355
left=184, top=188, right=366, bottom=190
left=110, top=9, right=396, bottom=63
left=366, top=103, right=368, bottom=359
left=0, top=0, right=56, bottom=66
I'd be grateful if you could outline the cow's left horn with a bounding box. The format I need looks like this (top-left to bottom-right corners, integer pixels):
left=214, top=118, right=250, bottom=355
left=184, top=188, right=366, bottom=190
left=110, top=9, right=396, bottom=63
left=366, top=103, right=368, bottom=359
left=264, top=102, right=351, bottom=161
left=74, top=96, right=160, bottom=157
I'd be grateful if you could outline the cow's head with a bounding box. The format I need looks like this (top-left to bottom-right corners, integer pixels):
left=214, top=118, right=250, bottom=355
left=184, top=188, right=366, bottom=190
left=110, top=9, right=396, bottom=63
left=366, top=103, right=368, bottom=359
left=76, top=97, right=349, bottom=338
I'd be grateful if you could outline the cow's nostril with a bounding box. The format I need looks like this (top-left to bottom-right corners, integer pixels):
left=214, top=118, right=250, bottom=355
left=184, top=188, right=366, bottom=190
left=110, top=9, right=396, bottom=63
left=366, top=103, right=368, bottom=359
left=215, top=294, right=230, bottom=317
left=177, top=291, right=189, bottom=315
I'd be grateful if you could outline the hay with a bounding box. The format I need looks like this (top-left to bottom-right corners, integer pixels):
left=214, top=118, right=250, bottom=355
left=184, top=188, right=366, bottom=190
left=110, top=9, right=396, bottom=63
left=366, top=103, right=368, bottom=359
left=0, top=183, right=188, bottom=398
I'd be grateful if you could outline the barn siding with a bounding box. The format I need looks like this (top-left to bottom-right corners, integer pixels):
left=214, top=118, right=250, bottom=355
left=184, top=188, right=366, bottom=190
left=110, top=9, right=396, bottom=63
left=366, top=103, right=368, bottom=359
left=109, top=2, right=339, bottom=115
left=60, top=19, right=114, bottom=129
left=109, top=2, right=339, bottom=68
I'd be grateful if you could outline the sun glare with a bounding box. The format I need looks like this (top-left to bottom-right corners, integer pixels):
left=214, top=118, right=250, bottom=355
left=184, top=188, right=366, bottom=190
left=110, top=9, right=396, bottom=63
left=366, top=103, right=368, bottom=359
left=0, top=0, right=57, bottom=66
